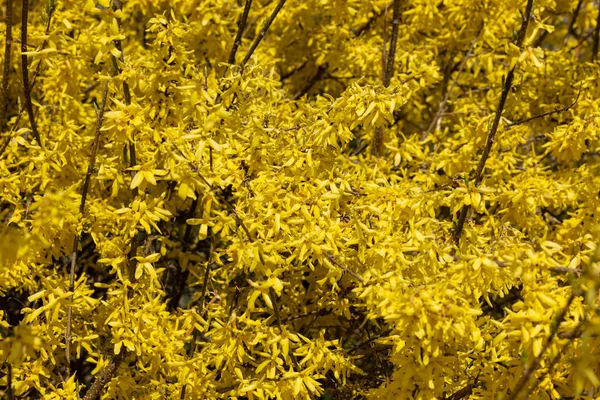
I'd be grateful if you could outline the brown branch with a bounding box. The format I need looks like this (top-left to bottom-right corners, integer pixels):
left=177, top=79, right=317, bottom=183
left=65, top=79, right=110, bottom=378
left=110, top=0, right=140, bottom=282
left=506, top=84, right=581, bottom=128
left=180, top=237, right=213, bottom=399
left=240, top=0, right=287, bottom=68
left=227, top=0, right=253, bottom=65
left=354, top=2, right=393, bottom=37
left=549, top=266, right=582, bottom=276
left=593, top=0, right=600, bottom=62
left=0, top=3, right=53, bottom=158
left=323, top=251, right=364, bottom=283
left=510, top=290, right=577, bottom=399
left=382, top=0, right=401, bottom=88
left=521, top=321, right=582, bottom=399
left=81, top=351, right=126, bottom=400
left=6, top=362, right=13, bottom=400
left=20, top=0, right=40, bottom=145
left=448, top=382, right=476, bottom=400
left=293, top=63, right=327, bottom=100
left=373, top=0, right=401, bottom=157
left=422, top=24, right=483, bottom=140
left=453, top=0, right=534, bottom=245
left=563, top=0, right=583, bottom=46
left=280, top=308, right=330, bottom=323
left=0, top=0, right=13, bottom=131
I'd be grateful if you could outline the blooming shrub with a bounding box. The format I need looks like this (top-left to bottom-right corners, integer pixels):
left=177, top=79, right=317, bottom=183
left=1, top=0, right=600, bottom=399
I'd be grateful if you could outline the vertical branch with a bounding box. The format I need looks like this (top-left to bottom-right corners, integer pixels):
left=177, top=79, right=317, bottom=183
left=6, top=362, right=13, bottom=400
left=453, top=0, right=534, bottom=245
left=592, top=0, right=600, bottom=62
left=111, top=0, right=140, bottom=281
left=382, top=0, right=401, bottom=88
left=65, top=79, right=110, bottom=378
left=422, top=24, right=483, bottom=141
left=0, top=0, right=13, bottom=131
left=563, top=0, right=583, bottom=46
left=373, top=0, right=401, bottom=157
left=0, top=4, right=53, bottom=158
left=180, top=236, right=213, bottom=399
left=228, top=0, right=253, bottom=65
left=20, top=0, right=41, bottom=145
left=240, top=0, right=287, bottom=68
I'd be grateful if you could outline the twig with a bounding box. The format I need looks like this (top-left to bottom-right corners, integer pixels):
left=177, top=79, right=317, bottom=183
left=240, top=0, right=287, bottom=68
left=180, top=237, right=214, bottom=399
left=563, top=0, right=583, bottom=46
left=422, top=24, right=483, bottom=140
left=349, top=328, right=392, bottom=354
left=170, top=141, right=254, bottom=240
left=549, top=266, right=582, bottom=276
left=227, top=0, right=253, bottom=65
left=65, top=79, right=110, bottom=378
left=592, top=0, right=600, bottom=62
left=0, top=0, right=13, bottom=130
left=506, top=84, right=581, bottom=128
left=453, top=0, right=534, bottom=245
left=81, top=351, right=126, bottom=400
left=323, top=251, right=364, bottom=283
left=448, top=382, right=476, bottom=400
left=293, top=64, right=327, bottom=99
left=382, top=0, right=401, bottom=88
left=373, top=0, right=401, bottom=157
left=523, top=319, right=586, bottom=398
left=0, top=5, right=54, bottom=158
left=6, top=362, right=13, bottom=400
left=510, top=290, right=577, bottom=399
left=111, top=0, right=139, bottom=281
left=20, top=0, right=40, bottom=145
left=354, top=2, right=393, bottom=37
left=280, top=308, right=330, bottom=323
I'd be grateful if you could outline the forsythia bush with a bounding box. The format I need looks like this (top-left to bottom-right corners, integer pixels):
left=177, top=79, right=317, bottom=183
left=1, top=0, right=600, bottom=398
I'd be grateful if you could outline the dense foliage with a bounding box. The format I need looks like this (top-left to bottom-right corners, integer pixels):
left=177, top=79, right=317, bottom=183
left=1, top=0, right=600, bottom=398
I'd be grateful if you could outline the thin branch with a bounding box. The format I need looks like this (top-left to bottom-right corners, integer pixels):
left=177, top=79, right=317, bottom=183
left=323, top=251, right=364, bottom=283
left=453, top=0, right=534, bottom=245
left=181, top=237, right=214, bottom=399
left=81, top=351, right=126, bottom=400
left=373, top=0, right=401, bottom=157
left=563, top=0, right=583, bottom=46
left=240, top=0, right=287, bottom=68
left=6, top=362, right=13, bottom=400
left=354, top=1, right=393, bottom=37
left=549, top=266, right=582, bottom=276
left=382, top=0, right=401, bottom=88
left=523, top=319, right=586, bottom=398
left=0, top=0, right=13, bottom=130
left=228, top=0, right=253, bottom=65
left=448, top=382, right=477, bottom=400
left=506, top=84, right=581, bottom=128
left=20, top=0, right=40, bottom=145
left=111, top=0, right=139, bottom=281
left=293, top=63, right=327, bottom=99
left=510, top=290, right=577, bottom=399
left=348, top=328, right=392, bottom=354
left=422, top=24, right=483, bottom=140
left=0, top=3, right=53, bottom=158
left=170, top=141, right=254, bottom=240
left=65, top=79, right=110, bottom=378
left=593, top=0, right=600, bottom=62
left=280, top=61, right=306, bottom=81
left=280, top=308, right=330, bottom=323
